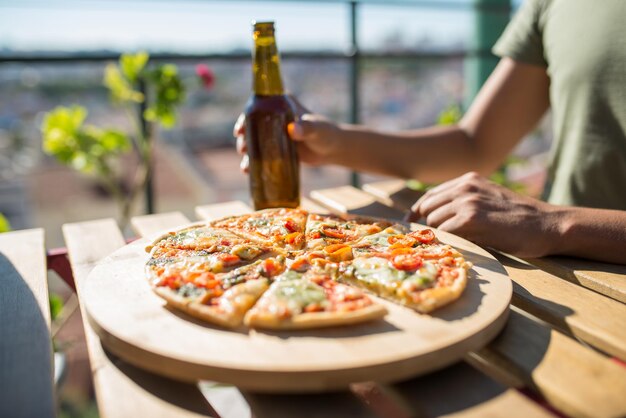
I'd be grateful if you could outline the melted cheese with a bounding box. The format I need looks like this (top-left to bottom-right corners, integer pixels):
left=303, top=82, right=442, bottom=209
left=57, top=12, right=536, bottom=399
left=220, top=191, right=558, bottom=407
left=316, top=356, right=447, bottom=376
left=352, top=225, right=409, bottom=252
left=352, top=257, right=438, bottom=291
left=257, top=278, right=329, bottom=316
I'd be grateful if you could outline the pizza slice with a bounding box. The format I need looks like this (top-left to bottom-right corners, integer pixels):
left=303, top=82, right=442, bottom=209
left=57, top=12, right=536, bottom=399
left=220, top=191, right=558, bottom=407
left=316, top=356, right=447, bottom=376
left=148, top=256, right=287, bottom=328
left=243, top=268, right=387, bottom=330
left=337, top=242, right=470, bottom=313
left=211, top=208, right=308, bottom=251
left=304, top=213, right=394, bottom=251
left=146, top=225, right=281, bottom=273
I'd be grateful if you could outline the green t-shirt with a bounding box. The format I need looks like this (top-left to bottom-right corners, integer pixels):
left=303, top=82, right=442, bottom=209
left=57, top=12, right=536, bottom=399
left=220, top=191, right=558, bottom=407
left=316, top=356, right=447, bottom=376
left=493, top=0, right=626, bottom=210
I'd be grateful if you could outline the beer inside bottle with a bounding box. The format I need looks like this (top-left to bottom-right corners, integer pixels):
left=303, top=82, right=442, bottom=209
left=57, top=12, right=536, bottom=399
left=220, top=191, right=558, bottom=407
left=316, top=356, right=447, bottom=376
left=245, top=21, right=300, bottom=210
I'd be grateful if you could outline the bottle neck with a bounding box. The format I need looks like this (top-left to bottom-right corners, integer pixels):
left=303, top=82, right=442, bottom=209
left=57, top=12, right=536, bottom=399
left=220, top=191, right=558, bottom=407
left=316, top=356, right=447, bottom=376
left=252, top=32, right=285, bottom=96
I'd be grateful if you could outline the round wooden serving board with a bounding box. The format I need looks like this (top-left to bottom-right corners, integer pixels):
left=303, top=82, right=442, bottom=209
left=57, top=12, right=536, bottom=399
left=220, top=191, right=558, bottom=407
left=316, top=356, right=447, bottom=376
left=83, top=224, right=512, bottom=393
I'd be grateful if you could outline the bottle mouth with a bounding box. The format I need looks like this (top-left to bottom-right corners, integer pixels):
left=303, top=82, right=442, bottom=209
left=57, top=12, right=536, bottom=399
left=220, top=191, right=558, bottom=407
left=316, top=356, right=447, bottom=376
left=253, top=20, right=275, bottom=36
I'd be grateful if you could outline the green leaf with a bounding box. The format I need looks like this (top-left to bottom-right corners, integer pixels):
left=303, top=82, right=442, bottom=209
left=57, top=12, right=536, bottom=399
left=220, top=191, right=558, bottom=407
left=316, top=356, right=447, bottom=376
left=49, top=293, right=64, bottom=321
left=143, top=64, right=185, bottom=129
left=0, top=213, right=11, bottom=233
left=100, top=130, right=131, bottom=152
left=161, top=63, right=178, bottom=78
left=104, top=64, right=144, bottom=103
left=437, top=104, right=463, bottom=126
left=41, top=106, right=131, bottom=178
left=120, top=51, right=149, bottom=83
left=41, top=106, right=86, bottom=160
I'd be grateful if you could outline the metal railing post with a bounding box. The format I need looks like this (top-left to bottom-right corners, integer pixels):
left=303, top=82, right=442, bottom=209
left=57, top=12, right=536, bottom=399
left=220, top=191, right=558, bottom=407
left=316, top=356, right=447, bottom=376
left=138, top=78, right=155, bottom=214
left=349, top=0, right=361, bottom=188
left=464, top=0, right=511, bottom=108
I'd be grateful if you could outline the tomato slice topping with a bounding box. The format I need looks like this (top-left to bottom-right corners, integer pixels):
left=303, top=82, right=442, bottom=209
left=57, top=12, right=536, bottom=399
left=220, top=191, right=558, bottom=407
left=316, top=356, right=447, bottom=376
left=285, top=232, right=304, bottom=246
left=307, top=252, right=325, bottom=261
left=409, top=229, right=436, bottom=244
left=388, top=234, right=417, bottom=249
left=284, top=219, right=299, bottom=233
left=290, top=256, right=310, bottom=272
left=159, top=274, right=181, bottom=289
left=389, top=247, right=415, bottom=257
left=321, top=227, right=346, bottom=239
left=324, top=243, right=353, bottom=261
left=260, top=258, right=284, bottom=277
left=216, top=253, right=241, bottom=266
left=391, top=253, right=423, bottom=271
left=310, top=231, right=322, bottom=239
left=192, top=271, right=217, bottom=288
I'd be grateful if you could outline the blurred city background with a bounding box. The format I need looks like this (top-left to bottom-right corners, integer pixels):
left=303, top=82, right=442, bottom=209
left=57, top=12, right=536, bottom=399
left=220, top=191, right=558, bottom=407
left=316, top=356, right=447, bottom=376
left=0, top=0, right=550, bottom=416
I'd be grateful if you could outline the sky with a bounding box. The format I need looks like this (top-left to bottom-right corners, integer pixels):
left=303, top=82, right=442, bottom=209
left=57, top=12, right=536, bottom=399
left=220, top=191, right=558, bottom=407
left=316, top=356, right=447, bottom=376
left=0, top=0, right=488, bottom=53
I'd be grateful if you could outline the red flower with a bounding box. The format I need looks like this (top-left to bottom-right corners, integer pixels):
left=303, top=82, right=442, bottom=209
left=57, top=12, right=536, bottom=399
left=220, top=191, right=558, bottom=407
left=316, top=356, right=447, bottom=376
left=195, top=64, right=215, bottom=91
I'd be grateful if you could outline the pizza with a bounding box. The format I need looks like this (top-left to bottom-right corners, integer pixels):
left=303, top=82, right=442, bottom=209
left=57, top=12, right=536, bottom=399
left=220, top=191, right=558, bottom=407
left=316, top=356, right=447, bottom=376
left=145, top=208, right=472, bottom=329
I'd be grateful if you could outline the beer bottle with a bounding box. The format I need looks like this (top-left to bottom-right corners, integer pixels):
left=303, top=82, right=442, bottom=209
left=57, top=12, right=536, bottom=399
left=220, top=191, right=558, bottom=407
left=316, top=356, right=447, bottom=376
left=244, top=21, right=300, bottom=210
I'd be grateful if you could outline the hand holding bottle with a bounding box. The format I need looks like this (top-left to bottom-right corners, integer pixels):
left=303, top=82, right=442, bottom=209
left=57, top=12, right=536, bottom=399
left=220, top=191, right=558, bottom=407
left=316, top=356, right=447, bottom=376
left=234, top=97, right=342, bottom=173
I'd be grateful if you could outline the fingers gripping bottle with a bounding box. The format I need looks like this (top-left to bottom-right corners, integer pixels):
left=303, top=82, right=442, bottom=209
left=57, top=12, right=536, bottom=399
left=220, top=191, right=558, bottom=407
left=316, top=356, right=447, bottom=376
left=244, top=21, right=300, bottom=209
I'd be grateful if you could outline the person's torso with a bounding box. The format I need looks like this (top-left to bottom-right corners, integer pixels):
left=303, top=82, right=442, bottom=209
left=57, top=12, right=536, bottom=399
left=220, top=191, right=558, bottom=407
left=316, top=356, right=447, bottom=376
left=541, top=0, right=626, bottom=209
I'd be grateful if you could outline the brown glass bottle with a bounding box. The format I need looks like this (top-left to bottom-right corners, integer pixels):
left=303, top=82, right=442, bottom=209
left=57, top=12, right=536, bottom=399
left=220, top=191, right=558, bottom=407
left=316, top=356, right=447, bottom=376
left=244, top=21, right=300, bottom=210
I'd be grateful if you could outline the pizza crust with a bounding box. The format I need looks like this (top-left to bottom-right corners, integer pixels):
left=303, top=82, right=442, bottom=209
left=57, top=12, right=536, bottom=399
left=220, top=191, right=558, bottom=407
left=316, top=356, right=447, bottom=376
left=244, top=303, right=388, bottom=330
left=153, top=279, right=269, bottom=329
left=405, top=267, right=468, bottom=313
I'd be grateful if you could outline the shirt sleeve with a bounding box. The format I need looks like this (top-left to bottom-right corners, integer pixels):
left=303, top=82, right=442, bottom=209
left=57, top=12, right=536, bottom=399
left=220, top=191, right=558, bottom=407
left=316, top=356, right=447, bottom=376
left=492, top=0, right=548, bottom=67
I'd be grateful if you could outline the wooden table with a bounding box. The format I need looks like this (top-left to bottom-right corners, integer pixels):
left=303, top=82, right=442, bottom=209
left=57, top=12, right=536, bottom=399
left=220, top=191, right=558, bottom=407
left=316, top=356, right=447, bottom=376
left=2, top=181, right=626, bottom=418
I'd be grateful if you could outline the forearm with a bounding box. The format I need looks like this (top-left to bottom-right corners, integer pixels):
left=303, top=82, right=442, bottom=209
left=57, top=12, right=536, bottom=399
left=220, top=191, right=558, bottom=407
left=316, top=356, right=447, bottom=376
left=325, top=60, right=550, bottom=181
left=550, top=206, right=626, bottom=264
left=329, top=124, right=492, bottom=182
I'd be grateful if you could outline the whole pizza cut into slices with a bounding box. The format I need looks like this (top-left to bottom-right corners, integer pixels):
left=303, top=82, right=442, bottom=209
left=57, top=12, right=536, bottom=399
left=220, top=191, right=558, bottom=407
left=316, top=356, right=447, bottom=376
left=144, top=209, right=473, bottom=330
left=211, top=208, right=308, bottom=251
left=243, top=268, right=387, bottom=330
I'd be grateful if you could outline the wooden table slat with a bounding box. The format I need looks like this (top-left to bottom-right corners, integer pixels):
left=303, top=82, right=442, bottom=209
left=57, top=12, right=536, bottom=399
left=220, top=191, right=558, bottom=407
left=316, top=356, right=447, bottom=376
left=0, top=228, right=55, bottom=418
left=362, top=179, right=424, bottom=211
left=363, top=179, right=626, bottom=304
left=131, top=211, right=191, bottom=238
left=496, top=252, right=626, bottom=361
left=300, top=197, right=329, bottom=214
left=524, top=256, right=626, bottom=304
left=470, top=308, right=626, bottom=418
left=63, top=219, right=214, bottom=418
left=311, top=186, right=407, bottom=221
left=389, top=362, right=554, bottom=418
left=196, top=201, right=253, bottom=221
left=243, top=390, right=380, bottom=418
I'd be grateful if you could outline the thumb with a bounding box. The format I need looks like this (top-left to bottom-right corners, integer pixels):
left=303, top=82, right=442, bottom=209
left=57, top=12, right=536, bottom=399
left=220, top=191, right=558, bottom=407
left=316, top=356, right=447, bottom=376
left=287, top=120, right=309, bottom=141
left=287, top=114, right=320, bottom=141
